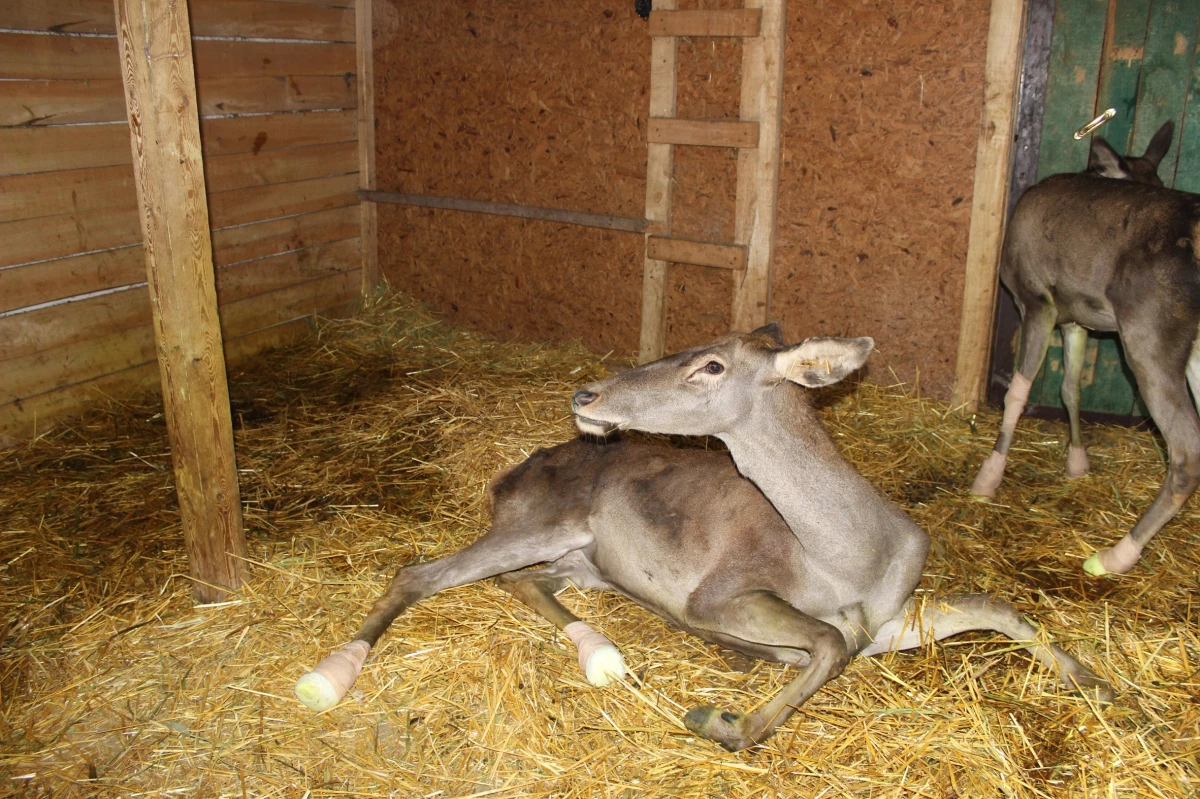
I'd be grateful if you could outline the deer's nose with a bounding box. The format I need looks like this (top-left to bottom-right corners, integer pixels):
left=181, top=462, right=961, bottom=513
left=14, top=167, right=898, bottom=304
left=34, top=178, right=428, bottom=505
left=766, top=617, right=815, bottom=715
left=573, top=390, right=599, bottom=407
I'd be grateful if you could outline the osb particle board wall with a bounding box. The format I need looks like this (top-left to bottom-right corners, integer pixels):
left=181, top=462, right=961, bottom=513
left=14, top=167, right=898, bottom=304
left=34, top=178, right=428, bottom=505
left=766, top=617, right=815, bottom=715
left=375, top=0, right=989, bottom=397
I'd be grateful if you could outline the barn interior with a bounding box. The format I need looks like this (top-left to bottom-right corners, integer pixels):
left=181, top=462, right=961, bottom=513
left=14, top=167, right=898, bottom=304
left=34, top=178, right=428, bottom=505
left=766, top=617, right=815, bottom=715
left=2, top=0, right=1198, bottom=796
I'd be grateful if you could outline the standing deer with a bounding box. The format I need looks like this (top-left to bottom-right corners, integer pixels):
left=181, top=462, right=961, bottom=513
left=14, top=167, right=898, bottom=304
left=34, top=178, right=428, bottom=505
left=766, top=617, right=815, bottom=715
left=971, top=121, right=1200, bottom=576
left=297, top=327, right=1110, bottom=751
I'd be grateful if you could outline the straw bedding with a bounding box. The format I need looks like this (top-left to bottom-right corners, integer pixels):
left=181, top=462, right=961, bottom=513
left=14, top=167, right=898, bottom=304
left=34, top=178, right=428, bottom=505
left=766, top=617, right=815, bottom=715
left=1, top=294, right=1196, bottom=797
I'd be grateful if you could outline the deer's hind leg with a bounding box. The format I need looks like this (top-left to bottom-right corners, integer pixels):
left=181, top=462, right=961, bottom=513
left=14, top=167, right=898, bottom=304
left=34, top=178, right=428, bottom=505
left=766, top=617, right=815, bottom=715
left=296, top=524, right=593, bottom=711
left=1082, top=311, right=1200, bottom=575
left=859, top=594, right=1112, bottom=701
left=1061, top=322, right=1091, bottom=477
left=495, top=562, right=627, bottom=686
left=972, top=294, right=1056, bottom=497
left=682, top=590, right=850, bottom=751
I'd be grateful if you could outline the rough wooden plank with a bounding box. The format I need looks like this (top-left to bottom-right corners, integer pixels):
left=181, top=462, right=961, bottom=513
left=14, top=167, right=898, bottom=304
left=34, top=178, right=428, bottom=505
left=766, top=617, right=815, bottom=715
left=1129, top=0, right=1200, bottom=184
left=204, top=140, right=358, bottom=193
left=0, top=207, right=360, bottom=313
left=647, top=9, right=761, bottom=37
left=0, top=74, right=356, bottom=126
left=1175, top=30, right=1200, bottom=192
left=0, top=0, right=355, bottom=40
left=215, top=238, right=360, bottom=305
left=647, top=236, right=746, bottom=270
left=0, top=122, right=129, bottom=176
left=1095, top=0, right=1153, bottom=155
left=0, top=204, right=142, bottom=269
left=730, top=0, right=786, bottom=332
left=0, top=164, right=136, bottom=224
left=357, top=0, right=379, bottom=291
left=114, top=0, right=245, bottom=602
left=0, top=323, right=157, bottom=407
left=0, top=33, right=355, bottom=80
left=950, top=0, right=1026, bottom=412
left=208, top=172, right=359, bottom=228
left=1036, top=0, right=1108, bottom=179
left=638, top=0, right=679, bottom=364
left=199, top=110, right=358, bottom=157
left=647, top=118, right=759, bottom=148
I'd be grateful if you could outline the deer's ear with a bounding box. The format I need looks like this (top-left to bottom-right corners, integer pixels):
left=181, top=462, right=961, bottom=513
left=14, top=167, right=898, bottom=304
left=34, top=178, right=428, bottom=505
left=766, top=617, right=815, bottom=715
left=1142, top=120, right=1174, bottom=167
left=1088, top=137, right=1128, bottom=179
left=773, top=337, right=874, bottom=388
left=750, top=322, right=784, bottom=345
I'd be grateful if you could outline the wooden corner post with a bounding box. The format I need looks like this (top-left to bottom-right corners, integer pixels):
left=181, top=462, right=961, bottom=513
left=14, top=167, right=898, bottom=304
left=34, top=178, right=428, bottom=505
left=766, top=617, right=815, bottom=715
left=114, top=0, right=247, bottom=602
left=357, top=0, right=380, bottom=292
left=951, top=0, right=1027, bottom=413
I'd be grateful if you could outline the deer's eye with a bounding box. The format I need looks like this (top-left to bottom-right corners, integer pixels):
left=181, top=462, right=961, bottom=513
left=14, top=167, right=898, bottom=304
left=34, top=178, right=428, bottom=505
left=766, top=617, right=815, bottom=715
left=702, top=361, right=724, bottom=375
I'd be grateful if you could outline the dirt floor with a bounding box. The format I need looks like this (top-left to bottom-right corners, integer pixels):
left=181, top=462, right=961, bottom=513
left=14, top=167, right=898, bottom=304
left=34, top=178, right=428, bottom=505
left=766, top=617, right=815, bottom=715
left=1, top=295, right=1196, bottom=797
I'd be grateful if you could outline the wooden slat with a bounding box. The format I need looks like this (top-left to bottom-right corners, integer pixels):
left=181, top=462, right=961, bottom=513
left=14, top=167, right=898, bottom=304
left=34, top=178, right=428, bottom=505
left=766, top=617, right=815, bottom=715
left=638, top=0, right=679, bottom=364
left=0, top=123, right=129, bottom=176
left=647, top=9, right=761, bottom=37
left=647, top=118, right=759, bottom=148
left=115, top=0, right=245, bottom=601
left=0, top=75, right=356, bottom=126
left=0, top=164, right=136, bottom=224
left=215, top=238, right=360, bottom=305
left=1035, top=0, right=1107, bottom=179
left=199, top=110, right=358, bottom=157
left=357, top=0, right=379, bottom=291
left=1094, top=0, right=1153, bottom=156
left=1174, top=47, right=1200, bottom=193
left=216, top=268, right=361, bottom=344
left=203, top=140, right=358, bottom=193
left=208, top=172, right=359, bottom=228
left=362, top=190, right=648, bottom=233
left=0, top=207, right=360, bottom=313
left=730, top=0, right=786, bottom=331
left=950, top=0, right=1026, bottom=412
left=0, top=143, right=357, bottom=224
left=1129, top=0, right=1200, bottom=185
left=3, top=110, right=358, bottom=176
left=647, top=236, right=746, bottom=270
left=0, top=33, right=355, bottom=80
left=0, top=0, right=355, bottom=40
left=0, top=204, right=142, bottom=269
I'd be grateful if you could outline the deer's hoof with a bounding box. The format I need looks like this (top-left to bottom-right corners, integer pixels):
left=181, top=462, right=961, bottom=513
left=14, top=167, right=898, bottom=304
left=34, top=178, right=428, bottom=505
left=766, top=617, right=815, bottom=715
left=582, top=643, right=626, bottom=687
left=683, top=706, right=755, bottom=751
left=1065, top=446, right=1090, bottom=478
left=1066, top=670, right=1115, bottom=705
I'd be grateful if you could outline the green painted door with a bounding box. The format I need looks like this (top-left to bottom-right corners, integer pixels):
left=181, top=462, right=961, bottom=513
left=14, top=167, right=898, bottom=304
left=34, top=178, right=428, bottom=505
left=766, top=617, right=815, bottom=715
left=1022, top=0, right=1200, bottom=419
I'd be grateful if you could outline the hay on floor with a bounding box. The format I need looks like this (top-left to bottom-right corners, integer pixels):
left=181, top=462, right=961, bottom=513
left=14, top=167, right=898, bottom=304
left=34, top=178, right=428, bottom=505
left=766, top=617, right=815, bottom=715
left=1, top=293, right=1196, bottom=797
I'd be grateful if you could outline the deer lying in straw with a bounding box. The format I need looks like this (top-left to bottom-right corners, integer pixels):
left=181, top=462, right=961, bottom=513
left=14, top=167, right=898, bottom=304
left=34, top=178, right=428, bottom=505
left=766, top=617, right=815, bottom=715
left=298, top=327, right=1110, bottom=751
left=971, top=121, right=1200, bottom=576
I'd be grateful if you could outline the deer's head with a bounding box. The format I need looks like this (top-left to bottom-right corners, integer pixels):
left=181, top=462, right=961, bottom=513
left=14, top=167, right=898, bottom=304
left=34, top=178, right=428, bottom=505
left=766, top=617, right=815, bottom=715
left=573, top=325, right=873, bottom=438
left=1087, top=120, right=1173, bottom=186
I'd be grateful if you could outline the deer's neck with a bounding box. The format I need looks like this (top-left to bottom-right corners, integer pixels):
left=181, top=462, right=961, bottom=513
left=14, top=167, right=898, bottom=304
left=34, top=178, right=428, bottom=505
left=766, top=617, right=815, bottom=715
left=718, top=385, right=877, bottom=537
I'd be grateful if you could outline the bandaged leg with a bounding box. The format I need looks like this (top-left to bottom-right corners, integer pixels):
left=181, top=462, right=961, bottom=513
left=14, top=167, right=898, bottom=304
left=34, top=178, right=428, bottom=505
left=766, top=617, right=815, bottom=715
left=564, top=621, right=625, bottom=687
left=295, top=640, right=370, bottom=712
left=971, top=373, right=1033, bottom=497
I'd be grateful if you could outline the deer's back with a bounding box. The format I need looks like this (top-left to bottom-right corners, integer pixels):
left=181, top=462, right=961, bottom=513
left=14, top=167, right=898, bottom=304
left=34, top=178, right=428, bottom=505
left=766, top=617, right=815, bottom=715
left=1004, top=175, right=1200, bottom=330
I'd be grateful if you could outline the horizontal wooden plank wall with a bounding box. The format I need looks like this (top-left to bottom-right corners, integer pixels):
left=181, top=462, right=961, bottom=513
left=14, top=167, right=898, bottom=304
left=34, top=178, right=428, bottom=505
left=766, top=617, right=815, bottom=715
left=0, top=0, right=364, bottom=441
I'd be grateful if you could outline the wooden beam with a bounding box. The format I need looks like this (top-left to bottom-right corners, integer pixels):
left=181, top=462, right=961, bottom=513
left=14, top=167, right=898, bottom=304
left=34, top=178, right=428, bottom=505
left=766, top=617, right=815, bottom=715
left=730, top=0, right=787, bottom=331
left=113, top=0, right=246, bottom=603
left=361, top=190, right=648, bottom=233
left=647, top=236, right=747, bottom=270
left=357, top=0, right=380, bottom=292
left=638, top=0, right=679, bottom=364
left=647, top=9, right=762, bottom=37
left=951, top=0, right=1027, bottom=413
left=647, top=118, right=760, bottom=148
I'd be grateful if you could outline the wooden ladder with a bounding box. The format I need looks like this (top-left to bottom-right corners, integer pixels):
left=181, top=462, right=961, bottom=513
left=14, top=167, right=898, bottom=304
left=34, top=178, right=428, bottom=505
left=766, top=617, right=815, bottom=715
left=638, top=0, right=788, bottom=363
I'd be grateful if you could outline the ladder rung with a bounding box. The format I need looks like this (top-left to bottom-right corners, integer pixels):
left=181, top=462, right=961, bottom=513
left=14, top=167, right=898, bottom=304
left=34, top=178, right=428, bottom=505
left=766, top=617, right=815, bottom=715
left=647, top=118, right=759, bottom=148
left=647, top=236, right=747, bottom=270
left=648, top=9, right=762, bottom=38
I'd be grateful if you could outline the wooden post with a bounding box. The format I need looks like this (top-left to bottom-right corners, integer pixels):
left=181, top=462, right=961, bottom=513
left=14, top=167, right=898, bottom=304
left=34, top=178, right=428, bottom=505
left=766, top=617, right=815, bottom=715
left=114, top=0, right=247, bottom=602
left=357, top=0, right=380, bottom=291
left=638, top=0, right=678, bottom=364
left=730, top=0, right=786, bottom=332
left=950, top=0, right=1027, bottom=413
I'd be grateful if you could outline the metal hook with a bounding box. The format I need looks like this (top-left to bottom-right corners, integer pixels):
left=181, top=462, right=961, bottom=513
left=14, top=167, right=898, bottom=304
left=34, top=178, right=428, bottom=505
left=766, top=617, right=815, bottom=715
left=1074, top=108, right=1116, bottom=140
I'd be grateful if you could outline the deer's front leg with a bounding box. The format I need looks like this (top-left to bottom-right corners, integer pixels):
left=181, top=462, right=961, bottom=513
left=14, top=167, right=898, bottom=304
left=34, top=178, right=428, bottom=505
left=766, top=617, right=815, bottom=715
left=684, top=591, right=849, bottom=751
